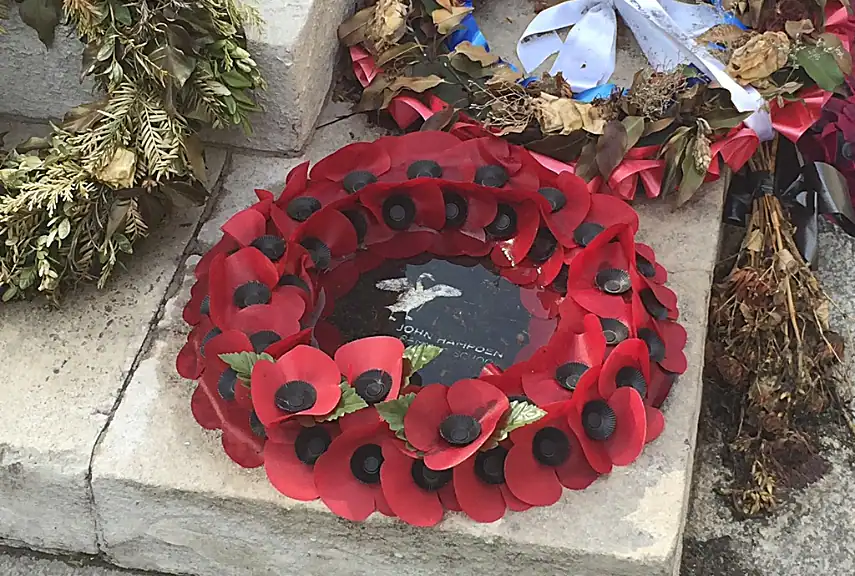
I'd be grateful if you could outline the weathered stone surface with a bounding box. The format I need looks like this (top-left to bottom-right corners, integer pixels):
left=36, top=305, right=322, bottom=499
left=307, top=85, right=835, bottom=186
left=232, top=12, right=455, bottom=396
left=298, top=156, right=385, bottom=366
left=0, top=208, right=201, bottom=554
left=0, top=0, right=353, bottom=153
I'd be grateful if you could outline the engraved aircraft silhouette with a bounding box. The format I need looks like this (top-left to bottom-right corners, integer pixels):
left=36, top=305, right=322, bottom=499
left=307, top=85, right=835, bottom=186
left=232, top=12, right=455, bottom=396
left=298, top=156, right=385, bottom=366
left=376, top=273, right=463, bottom=321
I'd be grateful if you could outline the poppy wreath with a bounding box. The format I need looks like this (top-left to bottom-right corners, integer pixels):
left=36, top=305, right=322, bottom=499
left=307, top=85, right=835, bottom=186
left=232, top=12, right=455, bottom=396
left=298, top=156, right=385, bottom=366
left=176, top=130, right=688, bottom=526
left=338, top=0, right=855, bottom=207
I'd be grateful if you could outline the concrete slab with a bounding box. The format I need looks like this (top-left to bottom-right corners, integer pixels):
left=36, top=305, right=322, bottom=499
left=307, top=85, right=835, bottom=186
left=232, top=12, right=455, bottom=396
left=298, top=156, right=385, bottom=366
left=0, top=0, right=353, bottom=153
left=0, top=120, right=226, bottom=554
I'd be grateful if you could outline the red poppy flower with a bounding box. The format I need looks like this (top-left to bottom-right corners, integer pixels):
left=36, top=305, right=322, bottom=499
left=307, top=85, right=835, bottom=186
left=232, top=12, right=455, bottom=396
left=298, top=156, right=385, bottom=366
left=495, top=225, right=566, bottom=287
left=251, top=344, right=342, bottom=426
left=567, top=338, right=650, bottom=474
left=465, top=137, right=540, bottom=191
left=646, top=364, right=676, bottom=408
left=207, top=247, right=281, bottom=327
left=195, top=192, right=278, bottom=280
left=538, top=172, right=592, bottom=249
left=290, top=207, right=359, bottom=271
left=264, top=420, right=340, bottom=501
left=305, top=141, right=393, bottom=206
left=358, top=180, right=445, bottom=259
left=190, top=374, right=266, bottom=468
left=635, top=242, right=667, bottom=284
left=379, top=438, right=459, bottom=526
left=403, top=380, right=509, bottom=470
left=486, top=197, right=542, bottom=267
left=567, top=223, right=637, bottom=318
left=182, top=275, right=210, bottom=326
left=635, top=309, right=688, bottom=375
left=376, top=131, right=477, bottom=183
left=430, top=183, right=498, bottom=257
left=631, top=270, right=680, bottom=322
left=269, top=242, right=317, bottom=315
left=314, top=421, right=395, bottom=521
left=220, top=303, right=304, bottom=355
left=521, top=314, right=607, bottom=405
left=569, top=192, right=639, bottom=250
left=176, top=316, right=218, bottom=379
left=453, top=444, right=531, bottom=523
left=197, top=330, right=254, bottom=408
left=504, top=402, right=599, bottom=505
left=335, top=336, right=404, bottom=404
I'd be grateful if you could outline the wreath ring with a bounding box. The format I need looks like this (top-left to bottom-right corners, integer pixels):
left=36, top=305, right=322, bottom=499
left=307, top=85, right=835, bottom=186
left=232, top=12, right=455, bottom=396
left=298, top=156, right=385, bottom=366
left=176, top=130, right=687, bottom=526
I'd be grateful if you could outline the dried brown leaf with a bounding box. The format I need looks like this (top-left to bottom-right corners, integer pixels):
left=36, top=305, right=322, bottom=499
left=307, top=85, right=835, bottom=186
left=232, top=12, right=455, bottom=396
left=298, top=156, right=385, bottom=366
left=596, top=120, right=628, bottom=179
left=726, top=32, right=791, bottom=86
left=785, top=19, right=815, bottom=40
left=368, top=0, right=410, bottom=52
left=432, top=6, right=473, bottom=34
left=96, top=147, right=136, bottom=189
left=819, top=32, right=853, bottom=76
left=338, top=6, right=375, bottom=47
left=535, top=93, right=605, bottom=136
left=452, top=41, right=499, bottom=66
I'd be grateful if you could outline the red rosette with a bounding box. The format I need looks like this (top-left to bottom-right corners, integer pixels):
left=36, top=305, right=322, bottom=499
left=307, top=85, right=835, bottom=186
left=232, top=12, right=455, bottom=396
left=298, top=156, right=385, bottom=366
left=430, top=182, right=498, bottom=257
left=207, top=247, right=280, bottom=327
left=453, top=444, right=531, bottom=523
left=264, top=420, right=340, bottom=501
left=305, top=141, right=393, bottom=205
left=566, top=223, right=636, bottom=318
left=568, top=339, right=650, bottom=474
left=314, top=422, right=395, bottom=521
left=404, top=380, right=509, bottom=470
left=376, top=131, right=477, bottom=183
left=521, top=314, right=606, bottom=405
left=504, top=402, right=599, bottom=505
left=290, top=207, right=359, bottom=271
left=379, top=438, right=458, bottom=526
left=251, top=344, right=342, bottom=426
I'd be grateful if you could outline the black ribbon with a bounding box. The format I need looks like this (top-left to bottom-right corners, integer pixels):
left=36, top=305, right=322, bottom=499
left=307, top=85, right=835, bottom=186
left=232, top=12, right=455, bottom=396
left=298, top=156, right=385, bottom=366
left=722, top=138, right=855, bottom=268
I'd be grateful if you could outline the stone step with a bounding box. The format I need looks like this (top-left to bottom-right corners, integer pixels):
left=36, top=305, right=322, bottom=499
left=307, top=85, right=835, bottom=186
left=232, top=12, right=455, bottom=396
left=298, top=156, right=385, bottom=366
left=0, top=0, right=353, bottom=154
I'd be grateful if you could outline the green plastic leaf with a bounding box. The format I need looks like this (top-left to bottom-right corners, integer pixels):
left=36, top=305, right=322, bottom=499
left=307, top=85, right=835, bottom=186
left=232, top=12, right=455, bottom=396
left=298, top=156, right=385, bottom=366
left=110, top=0, right=132, bottom=26
left=57, top=218, right=71, bottom=240
left=2, top=286, right=19, bottom=302
left=219, top=351, right=274, bottom=380
left=796, top=45, right=846, bottom=92
left=317, top=383, right=370, bottom=422
left=375, top=393, right=417, bottom=434
left=403, top=344, right=443, bottom=373
left=19, top=0, right=62, bottom=48
left=221, top=69, right=253, bottom=89
left=150, top=44, right=197, bottom=88
left=675, top=139, right=706, bottom=207
left=490, top=400, right=547, bottom=445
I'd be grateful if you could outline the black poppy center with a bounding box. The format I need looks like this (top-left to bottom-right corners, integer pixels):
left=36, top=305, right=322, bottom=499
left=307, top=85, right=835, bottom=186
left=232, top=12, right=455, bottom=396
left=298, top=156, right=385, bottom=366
left=407, top=160, right=443, bottom=179
left=249, top=411, right=266, bottom=438
left=528, top=228, right=558, bottom=263
left=582, top=400, right=617, bottom=441
left=475, top=164, right=509, bottom=188
left=300, top=237, right=332, bottom=270
left=251, top=235, right=286, bottom=263
left=382, top=194, right=416, bottom=230
left=843, top=141, right=854, bottom=161
left=443, top=191, right=468, bottom=229
left=294, top=426, right=332, bottom=465
left=537, top=187, right=566, bottom=213
left=595, top=268, right=631, bottom=295
left=574, top=222, right=605, bottom=246
left=343, top=170, right=377, bottom=194
left=233, top=281, right=271, bottom=309
left=286, top=197, right=321, bottom=222
left=474, top=446, right=508, bottom=485
left=554, top=362, right=589, bottom=392
left=439, top=414, right=481, bottom=446
left=274, top=380, right=317, bottom=413
left=600, top=318, right=629, bottom=345
left=278, top=274, right=310, bottom=292
left=411, top=460, right=453, bottom=491
left=640, top=288, right=668, bottom=320
left=350, top=443, right=383, bottom=484
left=199, top=327, right=222, bottom=357
left=353, top=369, right=393, bottom=404
left=616, top=366, right=647, bottom=397
left=638, top=328, right=666, bottom=362
left=341, top=209, right=368, bottom=244
left=485, top=203, right=517, bottom=240
left=250, top=330, right=281, bottom=353
left=636, top=255, right=656, bottom=278
left=552, top=265, right=569, bottom=295
left=533, top=426, right=571, bottom=466
left=217, top=368, right=238, bottom=401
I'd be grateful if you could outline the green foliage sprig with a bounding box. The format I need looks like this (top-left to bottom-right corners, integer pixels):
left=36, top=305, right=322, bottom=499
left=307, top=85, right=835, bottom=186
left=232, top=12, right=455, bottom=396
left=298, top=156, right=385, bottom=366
left=0, top=0, right=264, bottom=302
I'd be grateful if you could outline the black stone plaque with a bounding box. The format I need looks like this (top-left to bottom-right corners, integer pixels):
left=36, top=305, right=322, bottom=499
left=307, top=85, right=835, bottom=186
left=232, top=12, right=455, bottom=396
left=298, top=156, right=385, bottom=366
left=327, top=256, right=535, bottom=385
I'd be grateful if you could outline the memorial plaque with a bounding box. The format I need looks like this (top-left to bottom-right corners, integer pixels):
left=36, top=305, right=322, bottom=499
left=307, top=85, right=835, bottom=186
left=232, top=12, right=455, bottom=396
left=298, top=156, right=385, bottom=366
left=328, top=256, right=537, bottom=385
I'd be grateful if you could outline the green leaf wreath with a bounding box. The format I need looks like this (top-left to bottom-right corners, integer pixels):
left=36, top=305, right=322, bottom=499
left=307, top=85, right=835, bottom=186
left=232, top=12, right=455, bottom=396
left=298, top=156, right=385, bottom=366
left=0, top=0, right=265, bottom=302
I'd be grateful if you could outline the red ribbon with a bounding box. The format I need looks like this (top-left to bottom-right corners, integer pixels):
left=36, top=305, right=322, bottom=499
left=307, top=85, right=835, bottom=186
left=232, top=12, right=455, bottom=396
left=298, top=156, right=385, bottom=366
left=708, top=127, right=759, bottom=177
left=770, top=86, right=833, bottom=143
left=603, top=146, right=664, bottom=200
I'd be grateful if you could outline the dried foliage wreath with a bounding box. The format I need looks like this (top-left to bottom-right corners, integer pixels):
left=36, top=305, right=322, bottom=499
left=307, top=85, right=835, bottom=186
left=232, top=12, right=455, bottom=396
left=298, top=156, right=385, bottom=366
left=177, top=131, right=688, bottom=525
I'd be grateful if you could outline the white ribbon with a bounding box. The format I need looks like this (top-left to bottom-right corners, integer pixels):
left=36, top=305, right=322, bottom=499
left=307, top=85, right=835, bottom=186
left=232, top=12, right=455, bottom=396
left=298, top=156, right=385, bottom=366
left=517, top=0, right=774, bottom=139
